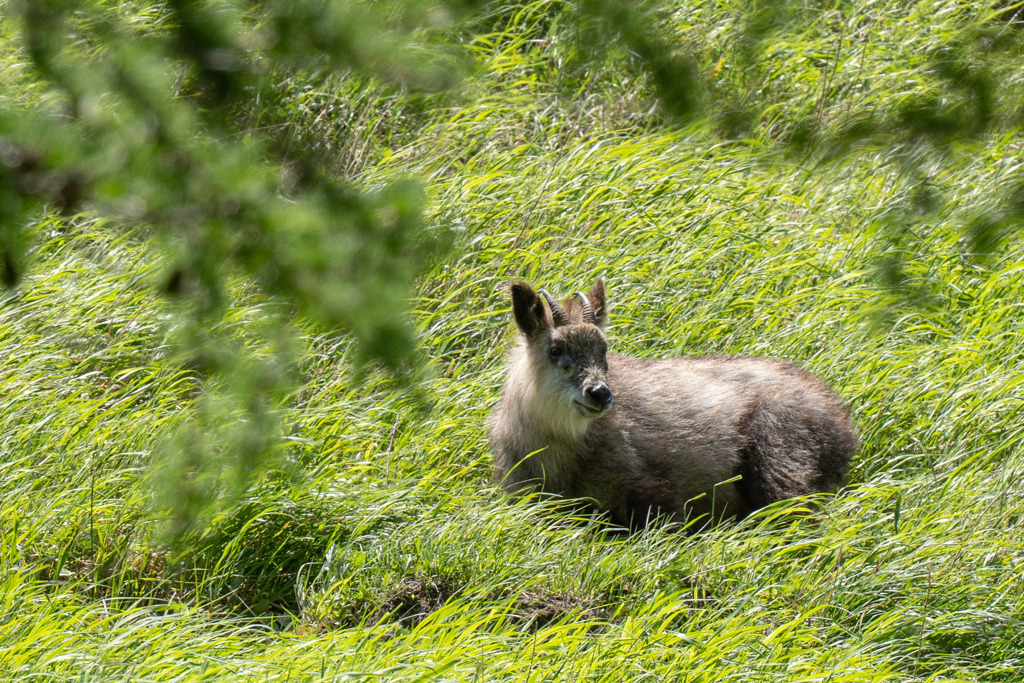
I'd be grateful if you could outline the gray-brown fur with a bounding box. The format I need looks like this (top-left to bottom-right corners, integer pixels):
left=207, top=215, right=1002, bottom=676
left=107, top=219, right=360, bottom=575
left=488, top=279, right=857, bottom=530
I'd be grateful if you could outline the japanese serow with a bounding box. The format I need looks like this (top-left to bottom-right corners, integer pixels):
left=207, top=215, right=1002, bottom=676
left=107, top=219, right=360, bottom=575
left=488, top=279, right=857, bottom=530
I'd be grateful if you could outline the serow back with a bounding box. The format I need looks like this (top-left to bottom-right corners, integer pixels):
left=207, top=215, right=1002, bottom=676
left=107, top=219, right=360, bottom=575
left=487, top=278, right=858, bottom=531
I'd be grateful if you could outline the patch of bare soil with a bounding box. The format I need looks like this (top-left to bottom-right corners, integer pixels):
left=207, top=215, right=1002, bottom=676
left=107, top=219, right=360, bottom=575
left=512, top=590, right=612, bottom=631
left=370, top=576, right=460, bottom=627
left=365, top=576, right=612, bottom=633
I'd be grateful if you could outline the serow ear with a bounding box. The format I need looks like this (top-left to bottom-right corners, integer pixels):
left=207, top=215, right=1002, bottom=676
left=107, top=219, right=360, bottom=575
left=510, top=282, right=549, bottom=341
left=588, top=278, right=608, bottom=328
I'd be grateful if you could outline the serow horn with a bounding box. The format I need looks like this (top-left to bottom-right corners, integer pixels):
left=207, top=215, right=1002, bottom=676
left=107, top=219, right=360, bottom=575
left=539, top=288, right=569, bottom=327
left=575, top=291, right=596, bottom=325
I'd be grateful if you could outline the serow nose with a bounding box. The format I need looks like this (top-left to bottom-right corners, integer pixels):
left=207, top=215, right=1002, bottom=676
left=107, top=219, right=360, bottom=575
left=586, top=383, right=612, bottom=410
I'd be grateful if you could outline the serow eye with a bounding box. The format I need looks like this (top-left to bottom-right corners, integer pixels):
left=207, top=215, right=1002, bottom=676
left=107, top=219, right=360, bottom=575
left=548, top=346, right=565, bottom=364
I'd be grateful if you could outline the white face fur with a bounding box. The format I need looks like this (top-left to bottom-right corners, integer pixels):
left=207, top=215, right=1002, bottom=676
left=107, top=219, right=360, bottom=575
left=527, top=324, right=611, bottom=426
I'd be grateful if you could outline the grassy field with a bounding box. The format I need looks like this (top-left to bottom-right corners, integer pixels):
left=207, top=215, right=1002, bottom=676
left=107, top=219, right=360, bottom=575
left=3, top=1, right=1024, bottom=680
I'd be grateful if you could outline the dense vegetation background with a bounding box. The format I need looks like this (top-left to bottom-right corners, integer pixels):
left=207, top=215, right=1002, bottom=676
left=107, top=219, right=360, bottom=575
left=2, top=0, right=1024, bottom=680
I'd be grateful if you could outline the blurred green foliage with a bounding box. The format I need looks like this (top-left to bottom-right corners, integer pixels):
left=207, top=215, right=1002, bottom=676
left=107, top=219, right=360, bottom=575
left=2, top=0, right=472, bottom=361
left=0, top=0, right=487, bottom=535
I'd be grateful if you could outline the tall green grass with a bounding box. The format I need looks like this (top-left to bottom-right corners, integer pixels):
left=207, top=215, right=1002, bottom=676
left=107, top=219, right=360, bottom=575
left=2, top=0, right=1024, bottom=680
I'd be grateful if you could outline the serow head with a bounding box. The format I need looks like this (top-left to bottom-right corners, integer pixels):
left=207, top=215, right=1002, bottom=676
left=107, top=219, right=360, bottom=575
left=510, top=278, right=613, bottom=419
